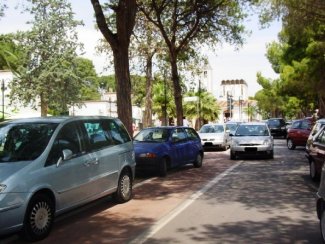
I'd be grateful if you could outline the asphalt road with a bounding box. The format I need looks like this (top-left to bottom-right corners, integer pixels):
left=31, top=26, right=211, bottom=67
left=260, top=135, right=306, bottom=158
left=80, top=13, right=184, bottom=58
left=2, top=139, right=322, bottom=243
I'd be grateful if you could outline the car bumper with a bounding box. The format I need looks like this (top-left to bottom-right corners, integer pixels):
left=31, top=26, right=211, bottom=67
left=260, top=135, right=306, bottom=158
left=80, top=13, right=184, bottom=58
left=135, top=158, right=161, bottom=171
left=201, top=141, right=226, bottom=148
left=231, top=145, right=273, bottom=156
left=0, top=193, right=27, bottom=236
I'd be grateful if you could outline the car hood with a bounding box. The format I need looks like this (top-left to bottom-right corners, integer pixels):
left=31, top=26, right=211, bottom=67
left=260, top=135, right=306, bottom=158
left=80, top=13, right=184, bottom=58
left=199, top=133, right=224, bottom=139
left=0, top=161, right=31, bottom=182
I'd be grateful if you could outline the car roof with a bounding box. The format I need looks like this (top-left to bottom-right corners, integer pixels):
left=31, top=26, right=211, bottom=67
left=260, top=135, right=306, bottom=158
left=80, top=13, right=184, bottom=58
left=238, top=122, right=267, bottom=126
left=1, top=116, right=117, bottom=125
left=316, top=118, right=325, bottom=124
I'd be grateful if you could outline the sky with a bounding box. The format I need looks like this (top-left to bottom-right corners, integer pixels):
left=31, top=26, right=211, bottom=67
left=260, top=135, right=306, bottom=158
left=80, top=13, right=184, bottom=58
left=0, top=1, right=282, bottom=97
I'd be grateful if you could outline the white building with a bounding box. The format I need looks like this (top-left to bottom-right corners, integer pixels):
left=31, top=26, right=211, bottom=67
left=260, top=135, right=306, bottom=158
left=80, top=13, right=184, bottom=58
left=0, top=70, right=41, bottom=119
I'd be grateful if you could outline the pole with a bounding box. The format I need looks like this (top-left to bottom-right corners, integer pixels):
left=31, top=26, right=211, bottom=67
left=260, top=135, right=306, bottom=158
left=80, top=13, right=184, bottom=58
left=198, top=79, right=201, bottom=128
left=1, top=79, right=4, bottom=121
left=164, top=71, right=167, bottom=126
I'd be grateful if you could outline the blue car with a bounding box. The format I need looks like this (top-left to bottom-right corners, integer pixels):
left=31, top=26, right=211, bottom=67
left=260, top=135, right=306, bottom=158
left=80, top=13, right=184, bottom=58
left=133, top=126, right=204, bottom=176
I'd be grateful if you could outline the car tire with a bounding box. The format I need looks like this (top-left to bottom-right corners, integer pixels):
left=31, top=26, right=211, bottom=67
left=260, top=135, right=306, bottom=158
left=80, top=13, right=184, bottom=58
left=321, top=208, right=325, bottom=242
left=21, top=194, right=54, bottom=241
left=159, top=158, right=168, bottom=177
left=193, top=153, right=203, bottom=168
left=287, top=139, right=296, bottom=150
left=230, top=150, right=236, bottom=160
left=114, top=169, right=133, bottom=203
left=269, top=150, right=274, bottom=159
left=310, top=161, right=319, bottom=181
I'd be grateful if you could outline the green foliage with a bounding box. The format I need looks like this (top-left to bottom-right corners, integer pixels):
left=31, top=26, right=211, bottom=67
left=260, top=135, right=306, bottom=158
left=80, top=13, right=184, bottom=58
left=10, top=0, right=83, bottom=115
left=0, top=34, right=24, bottom=71
left=183, top=91, right=220, bottom=122
left=74, top=57, right=100, bottom=101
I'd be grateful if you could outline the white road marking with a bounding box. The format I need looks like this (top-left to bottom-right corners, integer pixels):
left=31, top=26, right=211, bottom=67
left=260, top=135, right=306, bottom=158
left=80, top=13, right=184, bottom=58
left=129, top=161, right=242, bottom=244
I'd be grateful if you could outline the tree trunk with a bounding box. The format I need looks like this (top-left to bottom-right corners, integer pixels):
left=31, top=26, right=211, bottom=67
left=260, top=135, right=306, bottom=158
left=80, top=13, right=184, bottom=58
left=113, top=49, right=133, bottom=135
left=170, top=57, right=183, bottom=126
left=40, top=94, right=48, bottom=117
left=143, top=56, right=153, bottom=128
left=91, top=0, right=136, bottom=135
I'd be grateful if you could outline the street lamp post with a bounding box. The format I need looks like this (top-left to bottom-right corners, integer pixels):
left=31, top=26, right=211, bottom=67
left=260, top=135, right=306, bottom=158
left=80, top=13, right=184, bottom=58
left=198, top=78, right=201, bottom=129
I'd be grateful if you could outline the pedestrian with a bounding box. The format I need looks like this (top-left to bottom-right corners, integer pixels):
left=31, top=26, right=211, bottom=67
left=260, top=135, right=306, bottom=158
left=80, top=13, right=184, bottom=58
left=183, top=116, right=189, bottom=127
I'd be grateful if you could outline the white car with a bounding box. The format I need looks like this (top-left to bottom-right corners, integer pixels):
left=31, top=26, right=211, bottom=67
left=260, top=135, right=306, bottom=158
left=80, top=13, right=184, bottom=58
left=230, top=122, right=274, bottom=159
left=198, top=124, right=230, bottom=150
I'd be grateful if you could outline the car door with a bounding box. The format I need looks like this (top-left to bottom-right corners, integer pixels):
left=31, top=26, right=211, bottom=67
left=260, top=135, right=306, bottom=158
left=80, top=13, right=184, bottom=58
left=45, top=121, right=98, bottom=211
left=184, top=127, right=201, bottom=160
left=298, top=119, right=312, bottom=146
left=80, top=119, right=123, bottom=196
left=312, top=129, right=325, bottom=171
left=170, top=128, right=190, bottom=166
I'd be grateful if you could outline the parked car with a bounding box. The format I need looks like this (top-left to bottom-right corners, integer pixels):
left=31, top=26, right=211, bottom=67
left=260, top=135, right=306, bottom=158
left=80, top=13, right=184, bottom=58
left=198, top=123, right=230, bottom=150
left=133, top=126, right=204, bottom=176
left=314, top=126, right=325, bottom=241
left=306, top=118, right=325, bottom=154
left=286, top=117, right=313, bottom=150
left=230, top=122, right=274, bottom=160
left=266, top=118, right=287, bottom=138
left=305, top=125, right=325, bottom=181
left=0, top=116, right=135, bottom=241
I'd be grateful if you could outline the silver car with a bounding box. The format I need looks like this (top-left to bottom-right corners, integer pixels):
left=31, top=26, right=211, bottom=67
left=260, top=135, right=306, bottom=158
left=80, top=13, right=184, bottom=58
left=198, top=123, right=230, bottom=150
left=230, top=122, right=274, bottom=159
left=0, top=116, right=135, bottom=241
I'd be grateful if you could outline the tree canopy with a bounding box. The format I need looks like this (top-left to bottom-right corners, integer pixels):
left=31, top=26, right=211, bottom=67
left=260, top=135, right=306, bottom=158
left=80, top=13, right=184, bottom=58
left=10, top=0, right=83, bottom=116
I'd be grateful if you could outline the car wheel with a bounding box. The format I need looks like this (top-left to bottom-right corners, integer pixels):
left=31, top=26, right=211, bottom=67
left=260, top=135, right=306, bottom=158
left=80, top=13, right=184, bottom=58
left=159, top=158, right=168, bottom=177
left=230, top=150, right=236, bottom=160
left=114, top=169, right=132, bottom=203
left=269, top=150, right=274, bottom=159
left=193, top=153, right=203, bottom=168
left=21, top=194, right=54, bottom=241
left=310, top=161, right=319, bottom=181
left=287, top=139, right=296, bottom=150
left=321, top=209, right=325, bottom=242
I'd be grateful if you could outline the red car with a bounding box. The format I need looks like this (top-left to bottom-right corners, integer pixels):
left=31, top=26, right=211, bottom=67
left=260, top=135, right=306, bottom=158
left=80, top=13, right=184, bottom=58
left=287, top=117, right=313, bottom=150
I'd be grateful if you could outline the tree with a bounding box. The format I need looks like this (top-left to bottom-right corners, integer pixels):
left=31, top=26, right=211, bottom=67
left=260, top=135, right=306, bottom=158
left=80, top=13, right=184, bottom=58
left=0, top=34, right=24, bottom=71
left=257, top=0, right=325, bottom=116
left=90, top=0, right=137, bottom=134
left=10, top=0, right=83, bottom=116
left=74, top=57, right=101, bottom=101
left=139, top=0, right=249, bottom=126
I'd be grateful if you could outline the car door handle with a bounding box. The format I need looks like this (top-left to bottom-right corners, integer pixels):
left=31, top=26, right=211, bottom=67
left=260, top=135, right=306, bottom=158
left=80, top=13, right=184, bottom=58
left=83, top=159, right=99, bottom=167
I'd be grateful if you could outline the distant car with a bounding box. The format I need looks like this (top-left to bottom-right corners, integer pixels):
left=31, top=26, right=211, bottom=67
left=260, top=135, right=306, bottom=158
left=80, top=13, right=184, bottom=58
left=133, top=126, right=204, bottom=176
left=0, top=116, right=135, bottom=241
left=230, top=122, right=274, bottom=160
left=305, top=125, right=325, bottom=181
left=286, top=118, right=313, bottom=150
left=198, top=123, right=230, bottom=150
left=266, top=118, right=287, bottom=138
left=314, top=126, right=325, bottom=242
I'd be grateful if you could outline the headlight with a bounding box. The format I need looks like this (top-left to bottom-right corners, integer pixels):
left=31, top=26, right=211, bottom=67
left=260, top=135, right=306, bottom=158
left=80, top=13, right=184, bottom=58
left=263, top=139, right=271, bottom=146
left=0, top=184, right=6, bottom=193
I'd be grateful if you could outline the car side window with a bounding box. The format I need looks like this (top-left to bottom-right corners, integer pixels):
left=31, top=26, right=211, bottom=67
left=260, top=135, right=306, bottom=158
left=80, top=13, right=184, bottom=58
left=46, top=122, right=83, bottom=166
left=291, top=121, right=300, bottom=129
left=82, top=121, right=114, bottom=151
left=301, top=120, right=311, bottom=130
left=171, top=128, right=187, bottom=142
left=316, top=130, right=325, bottom=144
left=185, top=128, right=200, bottom=140
left=107, top=120, right=131, bottom=144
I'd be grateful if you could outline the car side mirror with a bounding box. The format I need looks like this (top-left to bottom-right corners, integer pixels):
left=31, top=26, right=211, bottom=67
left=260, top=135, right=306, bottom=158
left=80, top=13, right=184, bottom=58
left=56, top=149, right=73, bottom=167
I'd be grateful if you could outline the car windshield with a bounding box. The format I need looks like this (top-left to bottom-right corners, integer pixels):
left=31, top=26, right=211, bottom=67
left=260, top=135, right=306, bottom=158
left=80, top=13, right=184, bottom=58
left=133, top=128, right=169, bottom=142
left=0, top=122, right=58, bottom=162
left=268, top=119, right=281, bottom=126
left=235, top=125, right=270, bottom=136
left=199, top=125, right=224, bottom=133
left=226, top=123, right=238, bottom=133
